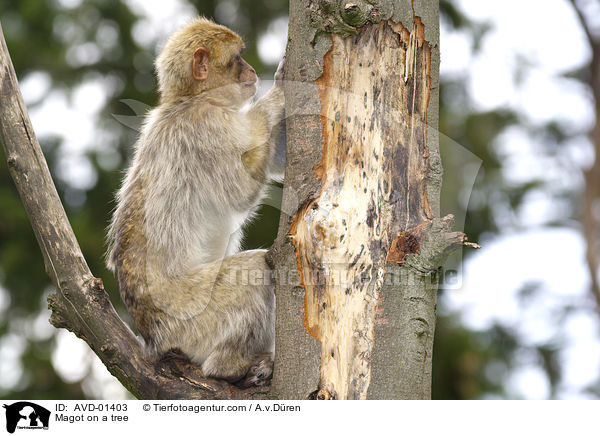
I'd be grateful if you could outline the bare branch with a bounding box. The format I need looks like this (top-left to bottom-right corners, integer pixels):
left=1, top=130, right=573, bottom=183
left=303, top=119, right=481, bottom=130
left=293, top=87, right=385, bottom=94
left=567, top=1, right=600, bottom=309
left=568, top=1, right=600, bottom=309
left=568, top=0, right=599, bottom=50
left=0, top=20, right=265, bottom=400
left=583, top=88, right=600, bottom=308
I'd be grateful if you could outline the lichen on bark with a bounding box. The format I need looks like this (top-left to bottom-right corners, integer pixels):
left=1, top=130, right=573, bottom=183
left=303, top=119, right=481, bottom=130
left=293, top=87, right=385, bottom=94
left=308, top=0, right=397, bottom=36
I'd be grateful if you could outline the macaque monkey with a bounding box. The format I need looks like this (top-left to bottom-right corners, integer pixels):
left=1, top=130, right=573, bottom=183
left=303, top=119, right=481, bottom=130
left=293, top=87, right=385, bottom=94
left=106, top=17, right=284, bottom=387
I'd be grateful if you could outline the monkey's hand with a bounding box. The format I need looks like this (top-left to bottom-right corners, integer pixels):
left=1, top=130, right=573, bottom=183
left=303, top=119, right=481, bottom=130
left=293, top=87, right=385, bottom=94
left=274, top=58, right=285, bottom=86
left=249, top=77, right=284, bottom=130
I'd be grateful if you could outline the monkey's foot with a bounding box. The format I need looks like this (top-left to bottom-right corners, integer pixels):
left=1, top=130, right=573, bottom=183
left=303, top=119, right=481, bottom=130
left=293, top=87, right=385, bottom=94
left=159, top=349, right=190, bottom=363
left=238, top=355, right=273, bottom=388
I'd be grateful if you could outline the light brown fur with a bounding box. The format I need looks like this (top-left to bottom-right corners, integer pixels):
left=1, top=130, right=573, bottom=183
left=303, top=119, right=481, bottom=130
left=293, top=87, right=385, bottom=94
left=107, top=17, right=284, bottom=386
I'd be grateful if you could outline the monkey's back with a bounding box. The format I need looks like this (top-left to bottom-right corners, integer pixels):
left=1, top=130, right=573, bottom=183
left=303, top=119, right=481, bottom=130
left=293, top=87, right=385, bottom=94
left=106, top=97, right=272, bottom=353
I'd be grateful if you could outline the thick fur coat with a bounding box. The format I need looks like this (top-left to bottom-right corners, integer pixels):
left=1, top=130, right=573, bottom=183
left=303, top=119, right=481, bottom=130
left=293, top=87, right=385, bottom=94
left=107, top=18, right=284, bottom=385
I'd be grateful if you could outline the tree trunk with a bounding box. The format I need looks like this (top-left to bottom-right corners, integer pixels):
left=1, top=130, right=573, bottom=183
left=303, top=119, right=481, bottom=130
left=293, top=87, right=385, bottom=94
left=269, top=0, right=463, bottom=399
left=1, top=1, right=463, bottom=400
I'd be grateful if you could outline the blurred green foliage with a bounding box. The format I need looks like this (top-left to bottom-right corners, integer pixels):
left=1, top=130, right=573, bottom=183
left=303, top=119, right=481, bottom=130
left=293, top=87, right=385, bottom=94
left=0, top=0, right=577, bottom=399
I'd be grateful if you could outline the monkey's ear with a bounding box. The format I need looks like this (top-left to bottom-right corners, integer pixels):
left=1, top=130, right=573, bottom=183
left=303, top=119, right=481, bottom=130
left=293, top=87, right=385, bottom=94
left=192, top=47, right=209, bottom=81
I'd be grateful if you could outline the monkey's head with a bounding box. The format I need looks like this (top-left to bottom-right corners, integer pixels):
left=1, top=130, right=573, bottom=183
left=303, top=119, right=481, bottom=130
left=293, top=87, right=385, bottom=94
left=155, top=17, right=258, bottom=106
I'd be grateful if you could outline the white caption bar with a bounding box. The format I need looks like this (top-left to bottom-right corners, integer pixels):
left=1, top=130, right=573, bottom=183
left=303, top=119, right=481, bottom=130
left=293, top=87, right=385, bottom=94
left=0, top=400, right=597, bottom=435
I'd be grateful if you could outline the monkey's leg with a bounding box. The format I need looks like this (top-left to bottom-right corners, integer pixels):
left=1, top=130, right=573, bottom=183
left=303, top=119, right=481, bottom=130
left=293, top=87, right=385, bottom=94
left=201, top=349, right=255, bottom=382
left=202, top=350, right=273, bottom=386
left=176, top=250, right=275, bottom=386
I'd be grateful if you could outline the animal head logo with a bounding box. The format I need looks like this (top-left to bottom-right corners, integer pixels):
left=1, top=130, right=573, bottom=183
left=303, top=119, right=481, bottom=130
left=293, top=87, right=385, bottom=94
left=2, top=402, right=50, bottom=434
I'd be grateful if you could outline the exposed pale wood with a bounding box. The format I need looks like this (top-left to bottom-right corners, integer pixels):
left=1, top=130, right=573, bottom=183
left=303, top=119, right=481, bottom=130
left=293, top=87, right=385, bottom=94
left=290, top=19, right=433, bottom=399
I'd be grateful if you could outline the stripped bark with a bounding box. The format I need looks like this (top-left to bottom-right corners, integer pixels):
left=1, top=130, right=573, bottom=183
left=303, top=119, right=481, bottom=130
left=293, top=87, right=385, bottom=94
left=270, top=0, right=465, bottom=399
left=0, top=22, right=265, bottom=400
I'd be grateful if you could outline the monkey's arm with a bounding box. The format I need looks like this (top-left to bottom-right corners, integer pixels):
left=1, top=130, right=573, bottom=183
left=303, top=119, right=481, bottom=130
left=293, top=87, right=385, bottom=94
left=267, top=59, right=286, bottom=178
left=248, top=59, right=285, bottom=128
left=268, top=118, right=286, bottom=180
left=242, top=60, right=285, bottom=180
left=243, top=80, right=284, bottom=181
left=248, top=84, right=284, bottom=129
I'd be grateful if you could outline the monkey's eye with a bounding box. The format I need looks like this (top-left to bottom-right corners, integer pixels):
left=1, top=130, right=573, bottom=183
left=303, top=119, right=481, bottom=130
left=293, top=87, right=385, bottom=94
left=227, top=54, right=241, bottom=69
